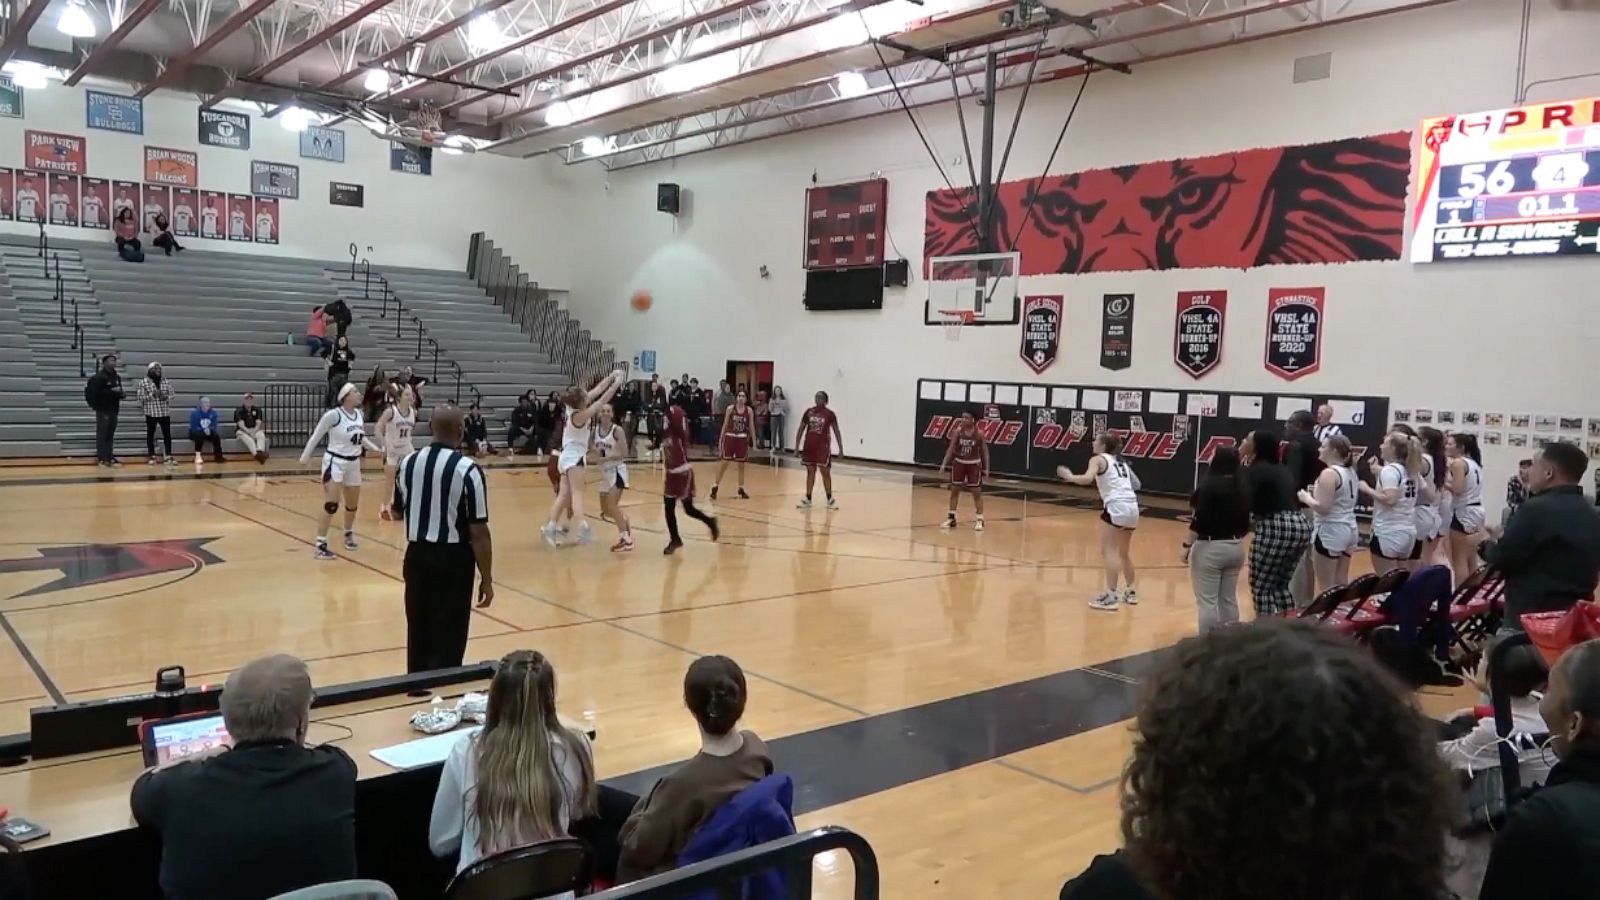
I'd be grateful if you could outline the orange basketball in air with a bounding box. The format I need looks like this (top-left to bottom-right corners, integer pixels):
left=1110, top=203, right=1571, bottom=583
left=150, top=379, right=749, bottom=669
left=630, top=290, right=652, bottom=312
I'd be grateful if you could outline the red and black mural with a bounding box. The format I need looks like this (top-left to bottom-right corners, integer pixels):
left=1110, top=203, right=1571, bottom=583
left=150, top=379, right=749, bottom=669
left=924, top=131, right=1411, bottom=274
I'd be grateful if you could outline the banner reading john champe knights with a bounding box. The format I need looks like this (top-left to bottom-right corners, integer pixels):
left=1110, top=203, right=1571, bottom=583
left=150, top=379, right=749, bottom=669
left=913, top=379, right=1388, bottom=496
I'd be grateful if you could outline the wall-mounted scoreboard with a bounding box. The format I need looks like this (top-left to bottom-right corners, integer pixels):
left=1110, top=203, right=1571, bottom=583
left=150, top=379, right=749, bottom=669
left=1412, top=96, right=1600, bottom=262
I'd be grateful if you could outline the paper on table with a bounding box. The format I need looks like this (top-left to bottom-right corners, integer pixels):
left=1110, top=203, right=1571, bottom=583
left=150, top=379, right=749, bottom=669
left=1081, top=389, right=1110, bottom=411
left=1274, top=397, right=1311, bottom=420
left=1148, top=392, right=1179, bottom=414
left=370, top=725, right=481, bottom=771
left=1229, top=395, right=1264, bottom=419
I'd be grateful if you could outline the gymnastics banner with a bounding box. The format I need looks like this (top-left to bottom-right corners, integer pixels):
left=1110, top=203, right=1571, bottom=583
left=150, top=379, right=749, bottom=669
left=80, top=177, right=108, bottom=229
left=1019, top=295, right=1062, bottom=375
left=1174, top=291, right=1226, bottom=379
left=925, top=131, right=1410, bottom=274
left=1264, top=287, right=1324, bottom=381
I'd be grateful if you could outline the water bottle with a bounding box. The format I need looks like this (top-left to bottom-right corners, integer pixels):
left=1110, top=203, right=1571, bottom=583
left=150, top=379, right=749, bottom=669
left=285, top=332, right=293, bottom=346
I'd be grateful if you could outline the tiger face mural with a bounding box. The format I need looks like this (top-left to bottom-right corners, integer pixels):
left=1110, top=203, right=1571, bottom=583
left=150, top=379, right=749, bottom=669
left=924, top=131, right=1411, bottom=274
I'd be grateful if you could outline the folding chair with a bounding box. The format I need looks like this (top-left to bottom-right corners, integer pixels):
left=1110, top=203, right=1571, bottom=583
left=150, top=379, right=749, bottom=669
left=1449, top=566, right=1505, bottom=644
left=1337, top=568, right=1410, bottom=637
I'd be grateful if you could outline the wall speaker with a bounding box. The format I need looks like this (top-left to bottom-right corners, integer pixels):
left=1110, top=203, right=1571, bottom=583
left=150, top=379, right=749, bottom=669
left=883, top=259, right=909, bottom=287
left=657, top=183, right=681, bottom=215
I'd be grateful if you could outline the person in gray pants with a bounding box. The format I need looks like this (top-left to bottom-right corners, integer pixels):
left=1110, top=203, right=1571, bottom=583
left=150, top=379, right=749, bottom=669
left=1184, top=446, right=1252, bottom=632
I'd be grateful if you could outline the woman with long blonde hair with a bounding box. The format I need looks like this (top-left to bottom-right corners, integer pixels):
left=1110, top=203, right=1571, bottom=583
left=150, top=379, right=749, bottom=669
left=429, top=651, right=597, bottom=882
left=1360, top=431, right=1424, bottom=572
left=543, top=370, right=624, bottom=546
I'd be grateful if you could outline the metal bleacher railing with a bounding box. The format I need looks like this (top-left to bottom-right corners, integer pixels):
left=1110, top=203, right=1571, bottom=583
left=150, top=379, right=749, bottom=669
left=35, top=222, right=94, bottom=377
left=467, top=232, right=616, bottom=389
left=592, top=827, right=880, bottom=900
left=345, top=243, right=482, bottom=409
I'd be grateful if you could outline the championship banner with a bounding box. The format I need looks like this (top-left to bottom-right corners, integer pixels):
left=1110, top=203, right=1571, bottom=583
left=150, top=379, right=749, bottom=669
left=24, top=131, right=86, bottom=174
left=0, top=169, right=12, bottom=220
left=253, top=197, right=279, bottom=244
left=140, top=183, right=170, bottom=232
left=250, top=160, right=299, bottom=199
left=144, top=146, right=198, bottom=187
left=111, top=180, right=139, bottom=224
left=170, top=188, right=198, bottom=237
left=198, top=110, right=250, bottom=150
left=913, top=378, right=1389, bottom=496
left=300, top=126, right=345, bottom=163
left=1264, top=287, right=1324, bottom=381
left=1020, top=295, right=1063, bottom=374
left=199, top=190, right=226, bottom=239
left=1174, top=290, right=1227, bottom=378
left=86, top=91, right=143, bottom=134
left=80, top=177, right=109, bottom=229
left=226, top=194, right=254, bottom=242
left=47, top=174, right=78, bottom=227
left=389, top=143, right=431, bottom=175
left=1100, top=293, right=1133, bottom=371
left=15, top=170, right=44, bottom=223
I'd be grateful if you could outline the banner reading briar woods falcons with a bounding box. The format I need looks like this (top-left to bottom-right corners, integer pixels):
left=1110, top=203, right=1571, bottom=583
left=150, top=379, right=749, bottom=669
left=1100, top=293, right=1133, bottom=370
left=1264, top=287, right=1324, bottom=380
left=1019, top=295, right=1062, bottom=374
left=913, top=378, right=1389, bottom=496
left=1173, top=291, right=1226, bottom=378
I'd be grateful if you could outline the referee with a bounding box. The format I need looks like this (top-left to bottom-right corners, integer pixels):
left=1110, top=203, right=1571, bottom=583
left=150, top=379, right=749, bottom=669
left=393, top=404, right=494, bottom=673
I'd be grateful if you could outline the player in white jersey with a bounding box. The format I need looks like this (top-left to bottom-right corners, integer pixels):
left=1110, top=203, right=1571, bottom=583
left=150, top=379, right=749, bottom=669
left=592, top=403, right=633, bottom=552
left=1297, top=434, right=1360, bottom=594
left=173, top=202, right=193, bottom=234
left=15, top=181, right=40, bottom=221
left=229, top=205, right=247, bottom=239
left=543, top=370, right=624, bottom=547
left=112, top=191, right=134, bottom=220
left=1413, top=426, right=1451, bottom=568
left=299, top=383, right=382, bottom=560
left=1058, top=432, right=1141, bottom=611
left=1360, top=431, right=1424, bottom=571
left=255, top=212, right=273, bottom=242
left=376, top=384, right=418, bottom=521
left=201, top=204, right=220, bottom=238
left=81, top=192, right=103, bottom=227
left=1446, top=432, right=1487, bottom=583
left=48, top=191, right=68, bottom=223
left=143, top=201, right=163, bottom=233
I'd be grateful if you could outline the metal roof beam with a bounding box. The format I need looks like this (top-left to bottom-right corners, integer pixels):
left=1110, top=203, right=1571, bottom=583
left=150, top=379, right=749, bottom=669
left=136, top=0, right=281, bottom=98
left=315, top=0, right=518, bottom=92
left=63, top=0, right=167, bottom=86
left=204, top=0, right=399, bottom=106
left=0, top=0, right=55, bottom=68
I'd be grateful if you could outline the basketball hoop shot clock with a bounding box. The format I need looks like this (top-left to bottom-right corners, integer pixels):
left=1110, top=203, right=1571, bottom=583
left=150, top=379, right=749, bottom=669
left=1412, top=96, right=1600, bottom=262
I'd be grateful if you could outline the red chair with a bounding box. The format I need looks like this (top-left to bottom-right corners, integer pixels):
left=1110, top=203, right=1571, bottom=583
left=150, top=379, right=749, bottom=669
left=1337, top=568, right=1410, bottom=637
left=1449, top=566, right=1505, bottom=642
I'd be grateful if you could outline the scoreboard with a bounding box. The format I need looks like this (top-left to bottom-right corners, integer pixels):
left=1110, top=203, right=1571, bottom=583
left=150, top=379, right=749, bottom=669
left=1412, top=96, right=1600, bottom=262
left=804, top=178, right=887, bottom=269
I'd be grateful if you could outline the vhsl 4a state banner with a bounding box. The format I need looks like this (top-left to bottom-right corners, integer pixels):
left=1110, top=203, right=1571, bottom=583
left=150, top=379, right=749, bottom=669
left=1020, top=295, right=1063, bottom=374
left=1174, top=290, right=1226, bottom=378
left=1264, top=286, right=1324, bottom=381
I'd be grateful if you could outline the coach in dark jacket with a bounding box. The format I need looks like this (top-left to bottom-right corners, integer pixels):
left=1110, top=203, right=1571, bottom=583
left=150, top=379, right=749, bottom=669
left=1483, top=442, right=1600, bottom=628
left=84, top=354, right=124, bottom=466
left=1479, top=638, right=1600, bottom=899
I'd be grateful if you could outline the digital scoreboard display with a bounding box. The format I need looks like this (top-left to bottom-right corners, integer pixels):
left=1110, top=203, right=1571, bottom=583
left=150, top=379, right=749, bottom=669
left=1412, top=96, right=1600, bottom=262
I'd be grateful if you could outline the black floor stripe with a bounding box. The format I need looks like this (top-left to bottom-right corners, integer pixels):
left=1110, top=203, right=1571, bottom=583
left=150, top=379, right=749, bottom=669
left=0, top=610, right=65, bottom=704
left=602, top=646, right=1173, bottom=813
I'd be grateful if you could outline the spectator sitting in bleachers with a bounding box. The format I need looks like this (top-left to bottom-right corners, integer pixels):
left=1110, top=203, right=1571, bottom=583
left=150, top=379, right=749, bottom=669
left=305, top=305, right=334, bottom=358
left=507, top=393, right=537, bottom=455
left=1438, top=641, right=1551, bottom=785
left=390, top=366, right=426, bottom=406
left=131, top=654, right=358, bottom=900
left=429, top=650, right=597, bottom=888
left=150, top=212, right=184, bottom=256
left=689, top=387, right=713, bottom=450
left=617, top=656, right=774, bottom=883
left=188, top=397, right=224, bottom=466
left=361, top=366, right=389, bottom=420
left=113, top=207, right=144, bottom=263
left=465, top=403, right=492, bottom=457
left=1479, top=637, right=1600, bottom=899
left=1058, top=619, right=1456, bottom=900
left=535, top=394, right=561, bottom=459
left=234, top=393, right=269, bottom=463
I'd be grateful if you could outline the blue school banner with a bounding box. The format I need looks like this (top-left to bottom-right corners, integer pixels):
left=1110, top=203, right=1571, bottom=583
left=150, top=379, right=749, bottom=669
left=86, top=91, right=142, bottom=134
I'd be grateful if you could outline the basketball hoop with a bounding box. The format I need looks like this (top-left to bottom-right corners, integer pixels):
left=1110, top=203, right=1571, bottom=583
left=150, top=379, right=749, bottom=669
left=937, top=309, right=975, bottom=341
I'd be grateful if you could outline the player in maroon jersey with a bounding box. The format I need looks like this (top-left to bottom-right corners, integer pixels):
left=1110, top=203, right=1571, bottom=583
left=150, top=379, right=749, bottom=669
left=661, top=403, right=719, bottom=555
left=938, top=409, right=990, bottom=531
left=710, top=390, right=754, bottom=501
left=794, top=391, right=843, bottom=509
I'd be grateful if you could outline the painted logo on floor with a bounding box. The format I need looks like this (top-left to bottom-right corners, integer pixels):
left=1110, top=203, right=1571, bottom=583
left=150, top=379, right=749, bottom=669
left=0, top=538, right=223, bottom=598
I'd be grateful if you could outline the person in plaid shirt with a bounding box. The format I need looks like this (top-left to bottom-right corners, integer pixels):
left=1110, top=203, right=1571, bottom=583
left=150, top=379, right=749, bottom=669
left=1503, top=459, right=1531, bottom=528
left=138, top=362, right=176, bottom=467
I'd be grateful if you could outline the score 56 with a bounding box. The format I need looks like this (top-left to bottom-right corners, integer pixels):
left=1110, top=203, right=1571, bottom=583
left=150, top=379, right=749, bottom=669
left=1456, top=160, right=1516, bottom=198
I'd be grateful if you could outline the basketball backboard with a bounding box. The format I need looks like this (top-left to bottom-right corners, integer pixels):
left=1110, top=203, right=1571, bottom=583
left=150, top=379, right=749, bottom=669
left=923, top=252, right=1021, bottom=326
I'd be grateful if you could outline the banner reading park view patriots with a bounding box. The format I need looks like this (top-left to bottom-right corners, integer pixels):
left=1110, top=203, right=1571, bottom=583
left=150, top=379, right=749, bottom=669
left=924, top=131, right=1411, bottom=274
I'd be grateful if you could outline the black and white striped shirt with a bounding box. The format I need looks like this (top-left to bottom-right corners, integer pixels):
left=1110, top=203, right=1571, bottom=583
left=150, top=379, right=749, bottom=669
left=393, top=444, right=488, bottom=544
left=1313, top=423, right=1344, bottom=442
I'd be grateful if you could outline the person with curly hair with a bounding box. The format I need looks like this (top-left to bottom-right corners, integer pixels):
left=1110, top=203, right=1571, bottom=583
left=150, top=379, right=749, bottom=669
left=1059, top=618, right=1458, bottom=900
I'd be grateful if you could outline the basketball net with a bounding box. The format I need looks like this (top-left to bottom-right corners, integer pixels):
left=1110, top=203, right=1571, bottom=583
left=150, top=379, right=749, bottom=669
left=409, top=102, right=444, bottom=143
left=937, top=309, right=974, bottom=341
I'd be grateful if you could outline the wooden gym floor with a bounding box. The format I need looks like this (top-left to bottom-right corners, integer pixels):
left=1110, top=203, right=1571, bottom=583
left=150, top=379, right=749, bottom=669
left=0, top=455, right=1459, bottom=897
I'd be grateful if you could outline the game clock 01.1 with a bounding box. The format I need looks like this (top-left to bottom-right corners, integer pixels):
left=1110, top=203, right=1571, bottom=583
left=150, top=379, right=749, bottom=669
left=1412, top=95, right=1600, bottom=263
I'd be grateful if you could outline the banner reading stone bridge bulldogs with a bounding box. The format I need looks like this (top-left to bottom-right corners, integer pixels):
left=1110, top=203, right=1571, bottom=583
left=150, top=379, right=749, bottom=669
left=913, top=378, right=1388, bottom=496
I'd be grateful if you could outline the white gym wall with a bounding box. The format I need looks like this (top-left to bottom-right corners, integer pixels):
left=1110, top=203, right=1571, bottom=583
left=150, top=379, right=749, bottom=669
left=561, top=0, right=1600, bottom=516
left=0, top=82, right=580, bottom=281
